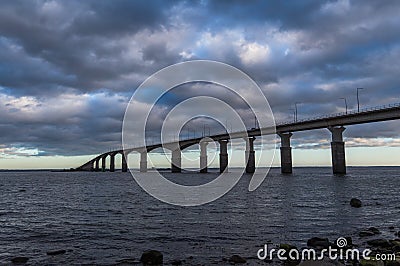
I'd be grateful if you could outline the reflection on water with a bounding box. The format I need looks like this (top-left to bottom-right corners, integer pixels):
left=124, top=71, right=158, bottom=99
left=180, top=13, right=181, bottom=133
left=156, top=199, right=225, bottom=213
left=0, top=167, right=399, bottom=264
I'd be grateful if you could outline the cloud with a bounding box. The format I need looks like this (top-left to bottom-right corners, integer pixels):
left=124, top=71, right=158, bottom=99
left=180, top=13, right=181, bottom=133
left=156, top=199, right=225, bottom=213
left=0, top=0, right=399, bottom=160
left=0, top=91, right=127, bottom=156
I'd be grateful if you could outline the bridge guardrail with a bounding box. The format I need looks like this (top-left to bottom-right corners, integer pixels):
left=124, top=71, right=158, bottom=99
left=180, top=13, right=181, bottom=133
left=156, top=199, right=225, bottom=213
left=109, top=102, right=400, bottom=150
left=276, top=102, right=400, bottom=126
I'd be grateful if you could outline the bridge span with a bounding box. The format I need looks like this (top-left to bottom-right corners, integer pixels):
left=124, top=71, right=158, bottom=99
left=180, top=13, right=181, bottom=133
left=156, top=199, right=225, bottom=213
left=77, top=103, right=400, bottom=175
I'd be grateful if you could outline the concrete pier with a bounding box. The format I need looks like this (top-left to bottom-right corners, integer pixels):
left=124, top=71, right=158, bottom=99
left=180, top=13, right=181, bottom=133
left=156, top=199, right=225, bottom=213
left=245, top=137, right=256, bottom=173
left=219, top=140, right=229, bottom=173
left=122, top=153, right=128, bottom=172
left=278, top=132, right=293, bottom=174
left=110, top=154, right=115, bottom=172
left=140, top=151, right=147, bottom=172
left=200, top=142, right=208, bottom=173
left=101, top=156, right=106, bottom=172
left=95, top=158, right=100, bottom=171
left=171, top=149, right=182, bottom=173
left=329, top=126, right=346, bottom=174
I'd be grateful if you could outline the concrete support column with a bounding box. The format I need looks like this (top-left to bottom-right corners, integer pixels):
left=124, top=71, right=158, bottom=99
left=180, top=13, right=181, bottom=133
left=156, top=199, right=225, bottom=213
left=328, top=126, right=346, bottom=174
left=200, top=142, right=208, bottom=173
left=122, top=153, right=128, bottom=172
left=219, top=140, right=229, bottom=173
left=101, top=156, right=106, bottom=172
left=278, top=132, right=293, bottom=174
left=140, top=151, right=147, bottom=172
left=171, top=149, right=182, bottom=173
left=245, top=137, right=256, bottom=173
left=110, top=154, right=115, bottom=172
left=95, top=159, right=100, bottom=171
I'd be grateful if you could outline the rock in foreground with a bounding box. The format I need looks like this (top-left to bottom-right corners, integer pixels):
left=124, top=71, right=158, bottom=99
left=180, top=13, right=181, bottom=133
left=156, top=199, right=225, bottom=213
left=228, top=255, right=247, bottom=264
left=359, top=230, right=375, bottom=237
left=11, top=257, right=29, bottom=264
left=360, top=227, right=381, bottom=237
left=47, top=249, right=66, bottom=256
left=366, top=239, right=391, bottom=248
left=170, top=259, right=182, bottom=265
left=350, top=198, right=362, bottom=208
left=140, top=250, right=163, bottom=265
left=307, top=237, right=330, bottom=248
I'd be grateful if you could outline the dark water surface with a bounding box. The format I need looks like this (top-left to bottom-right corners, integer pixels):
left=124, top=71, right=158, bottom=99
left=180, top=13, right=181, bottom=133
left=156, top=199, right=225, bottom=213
left=0, top=167, right=399, bottom=265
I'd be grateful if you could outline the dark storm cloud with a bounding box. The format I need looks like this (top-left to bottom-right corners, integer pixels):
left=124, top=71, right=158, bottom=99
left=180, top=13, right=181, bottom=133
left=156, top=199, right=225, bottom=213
left=69, top=0, right=171, bottom=37
left=205, top=0, right=323, bottom=29
left=0, top=0, right=178, bottom=95
left=0, top=0, right=400, bottom=158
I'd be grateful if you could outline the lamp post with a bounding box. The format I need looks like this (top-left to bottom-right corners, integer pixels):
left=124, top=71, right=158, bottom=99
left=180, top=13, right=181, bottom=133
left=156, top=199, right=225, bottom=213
left=357, top=88, right=364, bottom=112
left=294, top=102, right=300, bottom=123
left=253, top=111, right=260, bottom=129
left=340, top=97, right=348, bottom=114
left=202, top=124, right=211, bottom=136
left=289, top=108, right=295, bottom=123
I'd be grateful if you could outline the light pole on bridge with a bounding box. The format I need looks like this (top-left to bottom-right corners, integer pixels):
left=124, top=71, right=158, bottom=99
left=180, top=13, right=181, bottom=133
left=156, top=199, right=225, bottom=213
left=203, top=124, right=210, bottom=137
left=340, top=97, right=348, bottom=114
left=357, top=88, right=364, bottom=112
left=253, top=111, right=261, bottom=129
left=294, top=102, right=301, bottom=123
left=289, top=108, right=295, bottom=123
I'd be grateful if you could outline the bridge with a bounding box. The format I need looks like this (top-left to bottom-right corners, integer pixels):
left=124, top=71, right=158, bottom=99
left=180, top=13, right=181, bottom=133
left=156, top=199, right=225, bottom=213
left=76, top=103, right=400, bottom=175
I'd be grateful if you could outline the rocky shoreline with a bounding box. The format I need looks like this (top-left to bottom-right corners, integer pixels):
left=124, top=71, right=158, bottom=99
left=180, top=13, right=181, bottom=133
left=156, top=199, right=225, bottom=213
left=10, top=226, right=398, bottom=265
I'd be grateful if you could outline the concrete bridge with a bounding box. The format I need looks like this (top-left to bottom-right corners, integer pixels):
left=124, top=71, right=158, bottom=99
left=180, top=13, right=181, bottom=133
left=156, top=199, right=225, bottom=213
left=76, top=103, right=400, bottom=175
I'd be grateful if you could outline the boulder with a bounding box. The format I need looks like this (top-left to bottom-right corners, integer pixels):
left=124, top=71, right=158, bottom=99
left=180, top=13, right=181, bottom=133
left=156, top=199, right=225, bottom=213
left=360, top=227, right=381, bottom=237
left=350, top=198, right=362, bottom=208
left=368, top=227, right=380, bottom=234
left=171, top=259, right=182, bottom=265
left=366, top=239, right=391, bottom=248
left=11, top=257, right=29, bottom=264
left=47, top=250, right=66, bottom=256
left=228, top=255, right=246, bottom=264
left=359, top=231, right=375, bottom=237
left=307, top=237, right=330, bottom=248
left=390, top=240, right=400, bottom=245
left=387, top=261, right=400, bottom=266
left=140, top=250, right=163, bottom=265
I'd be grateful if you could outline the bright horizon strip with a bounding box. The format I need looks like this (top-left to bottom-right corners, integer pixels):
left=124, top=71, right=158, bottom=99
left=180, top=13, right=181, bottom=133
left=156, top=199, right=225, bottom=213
left=1, top=146, right=400, bottom=170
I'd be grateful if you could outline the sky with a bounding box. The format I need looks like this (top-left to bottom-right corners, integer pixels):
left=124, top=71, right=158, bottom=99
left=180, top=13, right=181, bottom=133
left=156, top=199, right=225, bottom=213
left=0, top=0, right=400, bottom=169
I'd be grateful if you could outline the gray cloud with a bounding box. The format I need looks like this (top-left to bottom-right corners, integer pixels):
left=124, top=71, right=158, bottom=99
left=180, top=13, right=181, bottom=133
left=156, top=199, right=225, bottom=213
left=0, top=0, right=399, bottom=159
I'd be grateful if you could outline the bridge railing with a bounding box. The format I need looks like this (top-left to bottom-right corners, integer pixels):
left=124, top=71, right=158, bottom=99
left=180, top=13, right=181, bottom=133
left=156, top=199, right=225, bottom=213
left=109, top=102, right=400, bottom=151
left=276, top=102, right=400, bottom=126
